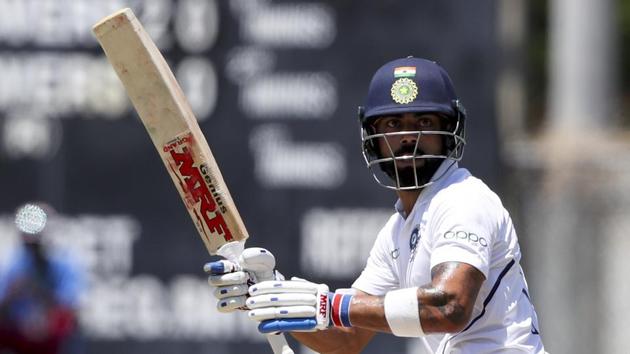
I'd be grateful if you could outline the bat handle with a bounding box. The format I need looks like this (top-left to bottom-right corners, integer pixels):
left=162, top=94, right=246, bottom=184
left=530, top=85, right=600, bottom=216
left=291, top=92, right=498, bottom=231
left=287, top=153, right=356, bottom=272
left=217, top=242, right=294, bottom=354
left=266, top=333, right=294, bottom=354
left=245, top=260, right=295, bottom=354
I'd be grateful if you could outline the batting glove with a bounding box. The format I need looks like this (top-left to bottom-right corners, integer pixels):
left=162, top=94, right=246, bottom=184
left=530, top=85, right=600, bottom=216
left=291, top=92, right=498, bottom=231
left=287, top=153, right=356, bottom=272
left=246, top=278, right=354, bottom=333
left=204, top=247, right=284, bottom=313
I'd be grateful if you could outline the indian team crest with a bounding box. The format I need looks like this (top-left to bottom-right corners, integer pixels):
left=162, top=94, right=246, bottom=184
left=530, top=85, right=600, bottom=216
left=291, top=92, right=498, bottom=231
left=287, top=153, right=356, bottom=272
left=391, top=78, right=418, bottom=104
left=409, top=225, right=421, bottom=262
left=409, top=225, right=420, bottom=252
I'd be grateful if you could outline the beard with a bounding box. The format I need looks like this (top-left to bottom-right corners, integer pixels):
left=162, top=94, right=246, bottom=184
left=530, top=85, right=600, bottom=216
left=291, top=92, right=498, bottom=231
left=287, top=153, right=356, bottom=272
left=380, top=157, right=443, bottom=188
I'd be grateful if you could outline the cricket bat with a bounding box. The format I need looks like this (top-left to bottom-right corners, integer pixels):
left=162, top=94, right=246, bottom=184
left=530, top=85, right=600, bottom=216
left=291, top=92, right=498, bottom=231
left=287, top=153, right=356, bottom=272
left=92, top=8, right=293, bottom=354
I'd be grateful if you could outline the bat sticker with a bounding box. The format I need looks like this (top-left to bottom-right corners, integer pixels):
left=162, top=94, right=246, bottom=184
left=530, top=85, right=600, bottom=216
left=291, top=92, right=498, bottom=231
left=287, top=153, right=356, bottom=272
left=164, top=131, right=233, bottom=243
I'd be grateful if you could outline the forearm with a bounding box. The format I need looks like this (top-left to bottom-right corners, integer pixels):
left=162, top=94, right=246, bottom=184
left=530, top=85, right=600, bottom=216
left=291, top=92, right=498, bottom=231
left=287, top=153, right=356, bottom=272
left=349, top=286, right=469, bottom=334
left=287, top=287, right=461, bottom=354
left=346, top=293, right=389, bottom=332
left=349, top=262, right=484, bottom=335
left=231, top=261, right=482, bottom=349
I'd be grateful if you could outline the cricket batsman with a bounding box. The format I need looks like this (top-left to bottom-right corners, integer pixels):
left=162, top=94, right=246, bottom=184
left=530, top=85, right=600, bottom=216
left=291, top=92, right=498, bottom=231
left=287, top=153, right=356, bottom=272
left=205, top=57, right=546, bottom=353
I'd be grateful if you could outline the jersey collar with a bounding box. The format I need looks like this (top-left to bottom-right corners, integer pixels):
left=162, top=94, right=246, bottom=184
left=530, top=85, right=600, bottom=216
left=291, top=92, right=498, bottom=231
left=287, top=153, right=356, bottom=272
left=394, top=160, right=459, bottom=218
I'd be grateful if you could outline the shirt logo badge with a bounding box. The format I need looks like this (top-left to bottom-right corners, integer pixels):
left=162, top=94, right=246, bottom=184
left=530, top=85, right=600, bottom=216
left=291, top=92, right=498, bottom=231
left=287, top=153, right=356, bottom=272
left=409, top=225, right=420, bottom=262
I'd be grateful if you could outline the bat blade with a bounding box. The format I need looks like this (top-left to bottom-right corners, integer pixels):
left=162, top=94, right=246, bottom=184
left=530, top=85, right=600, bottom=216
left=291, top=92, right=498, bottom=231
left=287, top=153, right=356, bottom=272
left=92, top=8, right=247, bottom=255
left=93, top=9, right=296, bottom=353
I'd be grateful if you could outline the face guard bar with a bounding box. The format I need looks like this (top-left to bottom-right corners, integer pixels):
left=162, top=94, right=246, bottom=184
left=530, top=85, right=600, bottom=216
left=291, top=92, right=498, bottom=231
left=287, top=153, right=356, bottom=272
left=360, top=120, right=466, bottom=190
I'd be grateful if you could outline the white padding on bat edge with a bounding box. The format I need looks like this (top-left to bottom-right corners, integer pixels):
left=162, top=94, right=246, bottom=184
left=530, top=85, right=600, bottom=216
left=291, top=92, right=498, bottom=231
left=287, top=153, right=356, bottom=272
left=384, top=287, right=425, bottom=337
left=248, top=305, right=316, bottom=321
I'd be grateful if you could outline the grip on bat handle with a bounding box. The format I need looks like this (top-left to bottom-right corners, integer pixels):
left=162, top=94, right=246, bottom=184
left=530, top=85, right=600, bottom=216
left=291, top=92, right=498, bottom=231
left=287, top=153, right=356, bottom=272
left=239, top=248, right=276, bottom=282
left=240, top=250, right=294, bottom=354
left=217, top=242, right=294, bottom=354
left=216, top=241, right=245, bottom=263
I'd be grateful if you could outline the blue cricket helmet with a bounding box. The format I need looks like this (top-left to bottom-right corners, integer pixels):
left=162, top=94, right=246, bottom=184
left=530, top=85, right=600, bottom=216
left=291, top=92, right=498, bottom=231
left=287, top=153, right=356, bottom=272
left=358, top=57, right=467, bottom=190
left=360, top=57, right=464, bottom=121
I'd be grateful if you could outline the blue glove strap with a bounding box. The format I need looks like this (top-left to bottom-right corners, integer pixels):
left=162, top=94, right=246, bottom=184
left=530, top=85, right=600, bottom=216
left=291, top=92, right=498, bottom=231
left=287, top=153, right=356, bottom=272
left=259, top=318, right=317, bottom=333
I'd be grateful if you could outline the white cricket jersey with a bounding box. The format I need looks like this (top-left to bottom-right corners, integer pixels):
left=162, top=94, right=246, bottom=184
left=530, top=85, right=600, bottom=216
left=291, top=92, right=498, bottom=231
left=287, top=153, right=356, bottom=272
left=352, top=162, right=545, bottom=354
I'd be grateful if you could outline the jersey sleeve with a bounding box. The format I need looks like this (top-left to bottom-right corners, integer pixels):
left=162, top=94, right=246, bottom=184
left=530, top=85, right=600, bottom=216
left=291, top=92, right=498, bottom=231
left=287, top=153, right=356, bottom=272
left=428, top=190, right=496, bottom=278
left=352, top=215, right=399, bottom=295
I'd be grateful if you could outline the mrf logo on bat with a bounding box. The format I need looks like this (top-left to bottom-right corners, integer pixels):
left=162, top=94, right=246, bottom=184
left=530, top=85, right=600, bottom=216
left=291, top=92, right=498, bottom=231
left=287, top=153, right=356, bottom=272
left=163, top=132, right=233, bottom=243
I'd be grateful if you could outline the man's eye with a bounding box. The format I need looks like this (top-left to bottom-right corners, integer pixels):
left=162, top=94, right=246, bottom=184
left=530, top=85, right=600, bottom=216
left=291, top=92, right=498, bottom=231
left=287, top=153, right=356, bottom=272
left=419, top=119, right=433, bottom=128
left=386, top=120, right=399, bottom=128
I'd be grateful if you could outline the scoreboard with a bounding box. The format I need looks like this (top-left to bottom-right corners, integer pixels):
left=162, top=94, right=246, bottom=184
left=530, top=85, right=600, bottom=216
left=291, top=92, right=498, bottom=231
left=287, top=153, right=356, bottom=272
left=0, top=1, right=498, bottom=353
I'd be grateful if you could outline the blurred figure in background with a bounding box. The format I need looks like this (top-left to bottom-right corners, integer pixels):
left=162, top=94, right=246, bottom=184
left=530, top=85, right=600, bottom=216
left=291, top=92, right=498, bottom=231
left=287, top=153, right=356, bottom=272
left=0, top=203, right=83, bottom=354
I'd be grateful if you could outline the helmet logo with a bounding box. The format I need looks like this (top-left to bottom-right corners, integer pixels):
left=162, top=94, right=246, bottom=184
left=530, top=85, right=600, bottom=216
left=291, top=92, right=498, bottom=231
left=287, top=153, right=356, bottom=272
left=394, top=66, right=416, bottom=78
left=391, top=78, right=418, bottom=104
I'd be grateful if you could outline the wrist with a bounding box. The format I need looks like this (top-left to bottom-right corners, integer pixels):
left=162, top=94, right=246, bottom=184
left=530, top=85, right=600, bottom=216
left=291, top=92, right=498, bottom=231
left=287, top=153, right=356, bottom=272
left=329, top=291, right=353, bottom=328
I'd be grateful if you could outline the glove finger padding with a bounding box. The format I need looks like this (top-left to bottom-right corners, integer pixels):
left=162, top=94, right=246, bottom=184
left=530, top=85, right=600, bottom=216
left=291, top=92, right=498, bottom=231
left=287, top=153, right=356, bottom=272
left=217, top=295, right=248, bottom=313
left=249, top=280, right=320, bottom=296
left=247, top=293, right=317, bottom=309
left=246, top=280, right=330, bottom=332
left=214, top=284, right=249, bottom=299
left=259, top=318, right=319, bottom=333
left=208, top=271, right=249, bottom=287
left=248, top=305, right=316, bottom=321
left=205, top=260, right=251, bottom=313
left=204, top=260, right=240, bottom=275
left=205, top=248, right=281, bottom=314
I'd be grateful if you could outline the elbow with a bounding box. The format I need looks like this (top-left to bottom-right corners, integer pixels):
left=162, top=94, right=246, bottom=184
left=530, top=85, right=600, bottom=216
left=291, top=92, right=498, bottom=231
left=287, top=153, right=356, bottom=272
left=439, top=301, right=472, bottom=333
